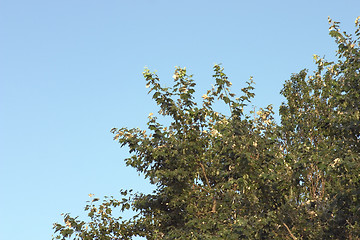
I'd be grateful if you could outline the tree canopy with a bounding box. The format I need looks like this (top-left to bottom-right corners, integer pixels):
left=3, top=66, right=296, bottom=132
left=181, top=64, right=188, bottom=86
left=53, top=17, right=360, bottom=239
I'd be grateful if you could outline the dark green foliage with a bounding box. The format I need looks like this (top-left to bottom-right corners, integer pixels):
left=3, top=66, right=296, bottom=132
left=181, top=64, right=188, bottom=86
left=53, top=18, right=360, bottom=239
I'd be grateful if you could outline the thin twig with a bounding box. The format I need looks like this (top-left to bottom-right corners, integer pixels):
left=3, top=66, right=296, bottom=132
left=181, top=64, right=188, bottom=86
left=192, top=184, right=210, bottom=193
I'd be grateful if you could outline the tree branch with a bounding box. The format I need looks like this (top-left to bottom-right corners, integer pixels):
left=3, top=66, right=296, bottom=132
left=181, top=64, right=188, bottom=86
left=283, top=223, right=298, bottom=240
left=199, top=162, right=217, bottom=213
left=199, top=162, right=211, bottom=188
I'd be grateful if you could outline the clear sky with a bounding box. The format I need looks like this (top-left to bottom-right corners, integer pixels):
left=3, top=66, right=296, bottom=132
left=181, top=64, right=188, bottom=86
left=0, top=0, right=359, bottom=239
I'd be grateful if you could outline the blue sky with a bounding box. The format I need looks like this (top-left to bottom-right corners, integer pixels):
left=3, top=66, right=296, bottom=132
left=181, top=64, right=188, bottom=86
left=0, top=0, right=359, bottom=239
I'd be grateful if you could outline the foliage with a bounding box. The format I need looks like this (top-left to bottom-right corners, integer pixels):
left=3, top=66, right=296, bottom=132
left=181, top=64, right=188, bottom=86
left=53, top=17, right=360, bottom=239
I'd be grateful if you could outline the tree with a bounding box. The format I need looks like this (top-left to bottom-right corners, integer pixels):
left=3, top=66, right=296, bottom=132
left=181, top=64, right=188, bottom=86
left=278, top=17, right=360, bottom=239
left=53, top=17, right=360, bottom=239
